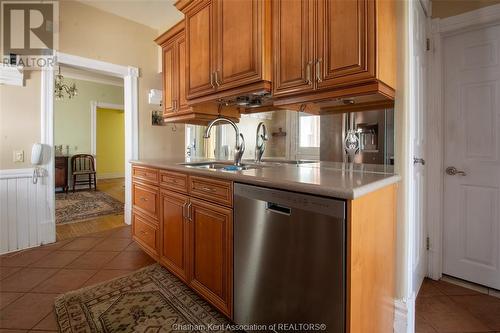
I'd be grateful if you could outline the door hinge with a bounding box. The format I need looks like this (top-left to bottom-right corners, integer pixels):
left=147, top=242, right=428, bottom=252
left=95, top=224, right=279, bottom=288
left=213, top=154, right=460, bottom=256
left=426, top=236, right=430, bottom=250
left=426, top=38, right=431, bottom=51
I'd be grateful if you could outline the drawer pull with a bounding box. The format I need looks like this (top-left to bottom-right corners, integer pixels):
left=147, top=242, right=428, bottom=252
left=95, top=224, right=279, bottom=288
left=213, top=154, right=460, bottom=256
left=139, top=197, right=149, bottom=202
left=139, top=230, right=148, bottom=236
left=200, top=186, right=216, bottom=193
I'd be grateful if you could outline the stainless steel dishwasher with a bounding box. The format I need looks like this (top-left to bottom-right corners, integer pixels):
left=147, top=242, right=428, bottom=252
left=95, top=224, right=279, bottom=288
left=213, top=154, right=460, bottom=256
left=234, top=183, right=346, bottom=332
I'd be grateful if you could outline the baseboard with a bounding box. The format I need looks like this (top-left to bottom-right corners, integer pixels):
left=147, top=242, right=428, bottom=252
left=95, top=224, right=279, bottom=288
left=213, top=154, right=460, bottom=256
left=394, top=293, right=416, bottom=333
left=97, top=172, right=124, bottom=180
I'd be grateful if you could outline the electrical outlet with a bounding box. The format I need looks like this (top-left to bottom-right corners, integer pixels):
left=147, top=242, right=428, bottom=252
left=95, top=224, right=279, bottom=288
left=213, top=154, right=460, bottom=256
left=13, top=150, right=24, bottom=162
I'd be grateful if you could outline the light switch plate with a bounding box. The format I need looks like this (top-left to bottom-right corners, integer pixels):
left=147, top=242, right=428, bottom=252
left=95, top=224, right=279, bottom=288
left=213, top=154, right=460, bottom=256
left=13, top=150, right=24, bottom=162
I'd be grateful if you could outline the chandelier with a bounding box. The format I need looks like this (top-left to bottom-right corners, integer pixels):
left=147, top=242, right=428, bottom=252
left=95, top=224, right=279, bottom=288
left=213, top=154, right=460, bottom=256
left=54, top=67, right=78, bottom=100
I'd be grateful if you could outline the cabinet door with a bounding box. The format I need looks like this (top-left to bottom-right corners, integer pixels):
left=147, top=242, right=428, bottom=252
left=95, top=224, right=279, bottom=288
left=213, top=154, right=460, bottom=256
left=162, top=42, right=176, bottom=115
left=160, top=190, right=190, bottom=283
left=272, top=0, right=315, bottom=97
left=215, top=0, right=263, bottom=91
left=189, top=198, right=232, bottom=317
left=186, top=0, right=216, bottom=98
left=177, top=36, right=189, bottom=112
left=316, top=0, right=375, bottom=89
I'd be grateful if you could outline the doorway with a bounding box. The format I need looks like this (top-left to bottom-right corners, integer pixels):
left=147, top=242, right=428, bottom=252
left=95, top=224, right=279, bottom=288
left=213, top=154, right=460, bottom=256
left=441, top=23, right=500, bottom=290
left=427, top=5, right=500, bottom=293
left=53, top=66, right=126, bottom=239
left=40, top=52, right=139, bottom=243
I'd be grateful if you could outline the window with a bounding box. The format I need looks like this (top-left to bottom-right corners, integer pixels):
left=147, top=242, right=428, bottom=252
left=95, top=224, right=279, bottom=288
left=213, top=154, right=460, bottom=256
left=287, top=112, right=321, bottom=160
left=299, top=113, right=320, bottom=148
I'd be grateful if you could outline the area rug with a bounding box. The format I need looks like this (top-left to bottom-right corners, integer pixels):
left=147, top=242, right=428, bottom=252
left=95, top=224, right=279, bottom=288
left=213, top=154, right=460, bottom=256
left=54, top=264, right=232, bottom=333
left=56, top=190, right=124, bottom=224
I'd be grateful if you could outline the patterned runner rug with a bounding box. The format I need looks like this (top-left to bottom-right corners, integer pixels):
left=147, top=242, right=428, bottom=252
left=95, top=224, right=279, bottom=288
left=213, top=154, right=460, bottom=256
left=54, top=264, right=232, bottom=333
left=56, top=190, right=124, bottom=224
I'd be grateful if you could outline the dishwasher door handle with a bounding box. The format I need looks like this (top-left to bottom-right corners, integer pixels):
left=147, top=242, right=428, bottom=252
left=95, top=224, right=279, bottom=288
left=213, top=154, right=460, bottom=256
left=266, top=202, right=292, bottom=216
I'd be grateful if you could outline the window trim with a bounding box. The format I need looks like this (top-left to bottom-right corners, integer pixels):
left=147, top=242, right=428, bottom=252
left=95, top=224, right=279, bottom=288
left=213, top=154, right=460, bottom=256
left=286, top=112, right=320, bottom=160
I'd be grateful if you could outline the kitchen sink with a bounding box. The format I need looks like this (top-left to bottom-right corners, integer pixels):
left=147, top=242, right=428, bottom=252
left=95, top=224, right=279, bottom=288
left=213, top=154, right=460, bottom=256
left=180, top=162, right=264, bottom=171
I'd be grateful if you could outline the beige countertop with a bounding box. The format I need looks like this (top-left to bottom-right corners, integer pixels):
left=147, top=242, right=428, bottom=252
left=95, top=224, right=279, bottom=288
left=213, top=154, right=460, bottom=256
left=131, top=158, right=400, bottom=200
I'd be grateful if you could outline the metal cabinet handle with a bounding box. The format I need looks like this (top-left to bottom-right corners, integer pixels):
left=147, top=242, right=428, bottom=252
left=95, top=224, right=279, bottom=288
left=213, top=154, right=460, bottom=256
left=413, top=157, right=425, bottom=165
left=214, top=71, right=221, bottom=87
left=210, top=72, right=215, bottom=88
left=446, top=166, right=466, bottom=176
left=187, top=202, right=193, bottom=221
left=316, top=58, right=323, bottom=83
left=200, top=186, right=216, bottom=193
left=305, top=61, right=312, bottom=85
left=182, top=202, right=187, bottom=219
left=139, top=197, right=148, bottom=202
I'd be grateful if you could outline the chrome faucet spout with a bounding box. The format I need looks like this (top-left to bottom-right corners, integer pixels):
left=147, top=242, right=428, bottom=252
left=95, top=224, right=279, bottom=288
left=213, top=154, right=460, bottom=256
left=255, top=122, right=268, bottom=163
left=204, top=117, right=245, bottom=166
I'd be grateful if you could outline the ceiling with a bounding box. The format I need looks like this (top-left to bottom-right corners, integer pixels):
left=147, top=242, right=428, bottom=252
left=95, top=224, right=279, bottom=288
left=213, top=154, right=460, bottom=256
left=77, top=0, right=183, bottom=32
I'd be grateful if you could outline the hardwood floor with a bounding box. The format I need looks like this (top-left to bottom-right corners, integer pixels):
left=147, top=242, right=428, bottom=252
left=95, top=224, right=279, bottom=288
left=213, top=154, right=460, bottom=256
left=416, top=278, right=500, bottom=333
left=56, top=178, right=126, bottom=241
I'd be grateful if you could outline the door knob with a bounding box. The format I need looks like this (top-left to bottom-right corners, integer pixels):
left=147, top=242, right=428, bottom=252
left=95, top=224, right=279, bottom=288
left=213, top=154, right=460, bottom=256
left=445, top=166, right=466, bottom=176
left=413, top=157, right=425, bottom=165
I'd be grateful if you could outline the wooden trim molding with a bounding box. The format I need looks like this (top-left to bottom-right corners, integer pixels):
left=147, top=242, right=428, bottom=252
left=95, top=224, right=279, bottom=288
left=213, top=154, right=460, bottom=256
left=155, top=21, right=185, bottom=46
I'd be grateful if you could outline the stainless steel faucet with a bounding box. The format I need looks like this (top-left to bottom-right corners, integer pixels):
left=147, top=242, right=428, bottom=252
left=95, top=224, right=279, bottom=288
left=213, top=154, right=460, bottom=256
left=204, top=117, right=245, bottom=166
left=255, top=122, right=268, bottom=163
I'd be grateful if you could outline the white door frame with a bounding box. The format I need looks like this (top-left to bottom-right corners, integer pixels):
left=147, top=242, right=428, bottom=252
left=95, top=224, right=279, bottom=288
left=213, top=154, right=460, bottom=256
left=90, top=101, right=125, bottom=156
left=427, top=4, right=500, bottom=280
left=41, top=52, right=139, bottom=227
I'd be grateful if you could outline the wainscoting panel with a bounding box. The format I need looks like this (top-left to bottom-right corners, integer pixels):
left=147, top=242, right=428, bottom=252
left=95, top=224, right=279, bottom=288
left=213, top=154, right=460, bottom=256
left=0, top=169, right=55, bottom=254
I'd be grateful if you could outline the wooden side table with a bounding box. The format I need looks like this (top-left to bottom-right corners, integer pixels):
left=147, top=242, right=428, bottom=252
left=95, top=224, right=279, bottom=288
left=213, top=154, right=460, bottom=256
left=55, top=155, right=69, bottom=193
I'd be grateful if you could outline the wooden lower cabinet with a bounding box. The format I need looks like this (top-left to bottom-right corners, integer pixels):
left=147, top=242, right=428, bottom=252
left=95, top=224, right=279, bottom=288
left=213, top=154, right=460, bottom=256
left=132, top=212, right=159, bottom=259
left=157, top=180, right=233, bottom=318
left=189, top=197, right=233, bottom=318
left=159, top=189, right=190, bottom=283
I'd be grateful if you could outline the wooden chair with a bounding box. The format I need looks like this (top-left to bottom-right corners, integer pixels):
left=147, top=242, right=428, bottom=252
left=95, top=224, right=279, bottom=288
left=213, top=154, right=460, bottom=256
left=71, top=154, right=97, bottom=192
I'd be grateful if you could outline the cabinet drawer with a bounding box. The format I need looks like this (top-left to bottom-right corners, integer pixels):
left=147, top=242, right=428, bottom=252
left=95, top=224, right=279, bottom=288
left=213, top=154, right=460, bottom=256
left=189, top=176, right=233, bottom=207
left=133, top=182, right=159, bottom=220
left=160, top=170, right=188, bottom=194
left=132, top=213, right=159, bottom=255
left=133, top=165, right=159, bottom=184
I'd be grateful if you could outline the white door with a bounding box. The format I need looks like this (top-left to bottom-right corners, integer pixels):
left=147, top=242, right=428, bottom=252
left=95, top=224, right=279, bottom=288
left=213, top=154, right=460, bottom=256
left=409, top=0, right=427, bottom=298
left=443, top=24, right=500, bottom=290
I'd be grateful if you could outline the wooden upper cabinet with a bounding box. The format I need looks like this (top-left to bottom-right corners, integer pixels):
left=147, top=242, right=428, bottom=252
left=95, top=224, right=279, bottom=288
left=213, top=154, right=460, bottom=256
left=163, top=43, right=176, bottom=115
left=185, top=0, right=216, bottom=99
left=272, top=0, right=396, bottom=112
left=215, top=0, right=263, bottom=91
left=156, top=21, right=187, bottom=116
left=272, top=0, right=315, bottom=97
left=177, top=37, right=189, bottom=111
left=160, top=189, right=190, bottom=283
left=178, top=0, right=271, bottom=101
left=316, top=0, right=376, bottom=89
left=188, top=197, right=233, bottom=317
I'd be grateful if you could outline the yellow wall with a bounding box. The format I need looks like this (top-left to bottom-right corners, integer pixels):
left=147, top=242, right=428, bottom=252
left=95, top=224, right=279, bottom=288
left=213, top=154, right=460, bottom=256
left=432, top=0, right=500, bottom=18
left=96, top=108, right=125, bottom=178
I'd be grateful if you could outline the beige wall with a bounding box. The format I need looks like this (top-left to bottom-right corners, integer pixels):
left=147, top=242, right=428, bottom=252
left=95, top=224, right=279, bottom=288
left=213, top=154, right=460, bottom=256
left=432, top=0, right=500, bottom=18
left=59, top=0, right=185, bottom=161
left=0, top=72, right=41, bottom=169
left=0, top=0, right=184, bottom=170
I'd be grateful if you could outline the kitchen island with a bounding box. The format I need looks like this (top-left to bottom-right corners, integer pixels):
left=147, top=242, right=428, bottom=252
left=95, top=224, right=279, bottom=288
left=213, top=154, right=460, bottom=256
left=130, top=159, right=399, bottom=333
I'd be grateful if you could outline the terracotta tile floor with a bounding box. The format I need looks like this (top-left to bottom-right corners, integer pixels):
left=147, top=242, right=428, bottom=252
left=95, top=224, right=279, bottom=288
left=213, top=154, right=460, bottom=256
left=416, top=278, right=500, bottom=333
left=0, top=225, right=155, bottom=332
